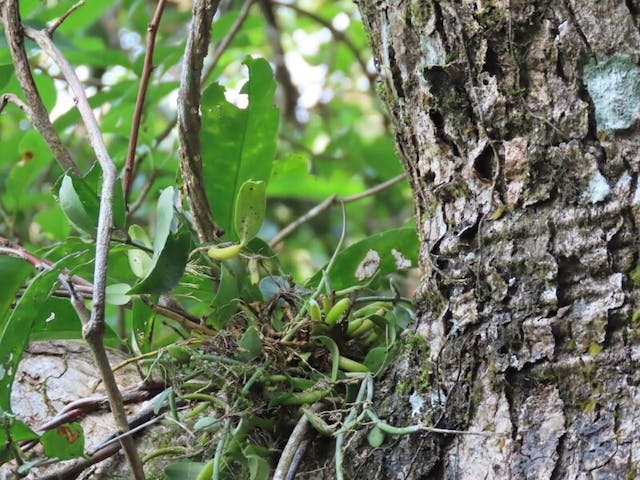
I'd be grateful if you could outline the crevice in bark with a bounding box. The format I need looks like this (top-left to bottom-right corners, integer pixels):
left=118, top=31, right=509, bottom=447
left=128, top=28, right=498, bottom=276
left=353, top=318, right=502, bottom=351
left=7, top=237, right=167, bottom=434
left=562, top=0, right=593, bottom=54
left=387, top=45, right=405, bottom=99
left=472, top=144, right=495, bottom=181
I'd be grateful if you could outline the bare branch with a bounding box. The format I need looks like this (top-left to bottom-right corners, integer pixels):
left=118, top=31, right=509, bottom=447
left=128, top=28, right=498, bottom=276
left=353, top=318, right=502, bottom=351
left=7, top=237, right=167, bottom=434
left=203, top=0, right=255, bottom=82
left=0, top=1, right=80, bottom=174
left=258, top=0, right=299, bottom=122
left=123, top=0, right=168, bottom=206
left=0, top=92, right=32, bottom=116
left=23, top=25, right=146, bottom=480
left=269, top=173, right=407, bottom=247
left=177, top=0, right=223, bottom=243
left=272, top=1, right=376, bottom=88
left=46, top=0, right=85, bottom=35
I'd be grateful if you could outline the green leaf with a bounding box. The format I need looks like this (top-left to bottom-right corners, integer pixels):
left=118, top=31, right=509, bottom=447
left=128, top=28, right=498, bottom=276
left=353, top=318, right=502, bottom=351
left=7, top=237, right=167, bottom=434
left=58, top=174, right=100, bottom=235
left=193, top=416, right=222, bottom=433
left=0, top=257, right=32, bottom=323
left=0, top=255, right=77, bottom=411
left=246, top=453, right=270, bottom=480
left=106, top=283, right=132, bottom=306
left=0, top=417, right=39, bottom=463
left=0, top=64, right=13, bottom=90
left=363, top=347, right=387, bottom=375
left=268, top=154, right=364, bottom=200
left=316, top=336, right=340, bottom=381
left=237, top=326, right=262, bottom=362
left=128, top=189, right=191, bottom=295
left=201, top=57, right=279, bottom=239
left=127, top=227, right=191, bottom=295
left=131, top=299, right=154, bottom=354
left=2, top=130, right=51, bottom=212
left=235, top=180, right=266, bottom=244
left=40, top=422, right=84, bottom=460
left=128, top=224, right=153, bottom=278
left=307, top=227, right=419, bottom=290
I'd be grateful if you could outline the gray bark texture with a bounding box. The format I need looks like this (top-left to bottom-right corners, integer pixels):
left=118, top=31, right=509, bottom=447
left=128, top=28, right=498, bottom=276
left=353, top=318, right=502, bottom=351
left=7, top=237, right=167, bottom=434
left=302, top=1, right=640, bottom=478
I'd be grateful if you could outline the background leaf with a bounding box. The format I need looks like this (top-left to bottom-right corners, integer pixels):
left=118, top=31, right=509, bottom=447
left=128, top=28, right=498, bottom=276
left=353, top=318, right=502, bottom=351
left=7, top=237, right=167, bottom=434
left=307, top=227, right=418, bottom=290
left=0, top=255, right=77, bottom=411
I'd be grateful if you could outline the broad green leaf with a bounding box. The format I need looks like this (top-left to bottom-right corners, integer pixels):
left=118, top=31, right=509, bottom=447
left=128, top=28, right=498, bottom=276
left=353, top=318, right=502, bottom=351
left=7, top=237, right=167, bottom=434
left=201, top=57, right=279, bottom=239
left=127, top=227, right=191, bottom=295
left=32, top=204, right=71, bottom=241
left=57, top=172, right=102, bottom=235
left=316, top=336, right=340, bottom=381
left=307, top=227, right=419, bottom=290
left=0, top=417, right=39, bottom=462
left=2, top=130, right=51, bottom=212
left=363, top=347, right=387, bottom=375
left=246, top=453, right=270, bottom=480
left=128, top=189, right=191, bottom=295
left=0, top=64, right=12, bottom=90
left=0, top=255, right=77, bottom=411
left=40, top=422, right=84, bottom=460
left=106, top=283, right=132, bottom=305
left=237, top=326, right=262, bottom=362
left=0, top=257, right=32, bottom=323
left=235, top=180, right=266, bottom=244
left=128, top=224, right=154, bottom=278
left=268, top=154, right=364, bottom=200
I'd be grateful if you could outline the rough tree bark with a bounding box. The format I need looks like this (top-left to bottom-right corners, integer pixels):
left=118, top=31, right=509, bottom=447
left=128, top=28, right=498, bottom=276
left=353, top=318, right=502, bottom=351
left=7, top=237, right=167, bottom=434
left=304, top=1, right=640, bottom=478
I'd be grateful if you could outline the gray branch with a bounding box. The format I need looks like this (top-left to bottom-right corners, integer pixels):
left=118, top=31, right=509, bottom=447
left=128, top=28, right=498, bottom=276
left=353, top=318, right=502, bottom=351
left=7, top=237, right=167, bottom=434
left=0, top=0, right=80, bottom=175
left=178, top=0, right=220, bottom=242
left=177, top=0, right=222, bottom=243
left=22, top=25, right=146, bottom=480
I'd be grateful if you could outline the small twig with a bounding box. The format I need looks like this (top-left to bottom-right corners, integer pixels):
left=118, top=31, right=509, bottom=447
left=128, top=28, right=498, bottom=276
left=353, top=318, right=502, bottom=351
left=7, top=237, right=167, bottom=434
left=127, top=169, right=159, bottom=217
left=269, top=173, right=406, bottom=247
left=0, top=235, right=92, bottom=287
left=46, top=0, right=85, bottom=35
left=202, top=0, right=256, bottom=83
left=0, top=0, right=80, bottom=174
left=271, top=1, right=376, bottom=87
left=142, top=296, right=217, bottom=336
left=24, top=25, right=145, bottom=480
left=123, top=0, right=168, bottom=206
left=177, top=0, right=222, bottom=243
left=258, top=0, right=298, bottom=121
left=0, top=92, right=32, bottom=116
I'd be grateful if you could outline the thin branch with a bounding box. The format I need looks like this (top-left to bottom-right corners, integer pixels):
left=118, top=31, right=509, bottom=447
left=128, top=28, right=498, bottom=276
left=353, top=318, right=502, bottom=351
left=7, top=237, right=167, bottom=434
left=0, top=1, right=80, bottom=174
left=143, top=296, right=217, bottom=336
left=258, top=0, right=298, bottom=121
left=23, top=25, right=145, bottom=480
left=123, top=0, right=168, bottom=206
left=202, top=0, right=256, bottom=83
left=46, top=0, right=85, bottom=35
left=177, top=0, right=222, bottom=243
left=0, top=92, right=32, bottom=116
left=127, top=169, right=159, bottom=217
left=269, top=173, right=407, bottom=247
left=271, top=1, right=376, bottom=87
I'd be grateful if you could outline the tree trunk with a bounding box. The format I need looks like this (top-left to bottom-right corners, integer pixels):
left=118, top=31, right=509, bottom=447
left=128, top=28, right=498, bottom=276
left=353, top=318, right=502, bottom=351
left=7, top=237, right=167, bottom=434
left=315, top=1, right=640, bottom=478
